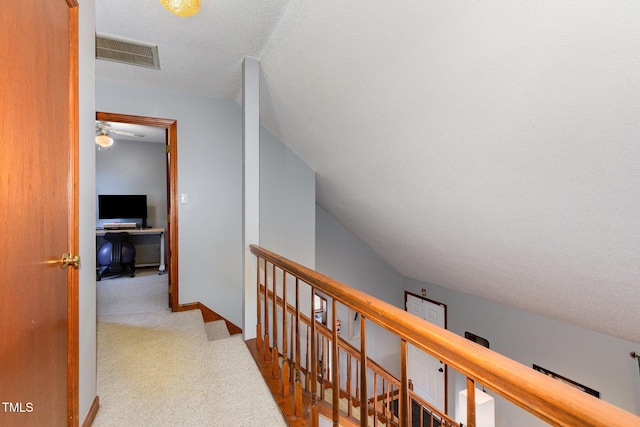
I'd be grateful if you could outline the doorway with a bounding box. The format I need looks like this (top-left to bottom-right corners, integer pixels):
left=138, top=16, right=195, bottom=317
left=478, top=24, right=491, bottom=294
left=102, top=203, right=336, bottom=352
left=405, top=291, right=448, bottom=413
left=96, top=112, right=179, bottom=309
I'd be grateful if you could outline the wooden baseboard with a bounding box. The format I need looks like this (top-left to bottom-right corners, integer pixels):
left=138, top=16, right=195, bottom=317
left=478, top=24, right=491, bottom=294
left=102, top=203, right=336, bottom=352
left=176, top=302, right=243, bottom=335
left=175, top=302, right=198, bottom=312
left=81, top=396, right=99, bottom=427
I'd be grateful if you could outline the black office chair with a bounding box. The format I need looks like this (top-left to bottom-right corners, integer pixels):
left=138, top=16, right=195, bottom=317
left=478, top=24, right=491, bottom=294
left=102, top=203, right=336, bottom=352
left=96, top=232, right=136, bottom=280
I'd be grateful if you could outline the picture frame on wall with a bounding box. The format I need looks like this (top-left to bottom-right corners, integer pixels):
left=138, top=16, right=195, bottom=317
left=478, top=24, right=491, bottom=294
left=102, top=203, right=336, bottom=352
left=348, top=309, right=361, bottom=339
left=533, top=364, right=600, bottom=398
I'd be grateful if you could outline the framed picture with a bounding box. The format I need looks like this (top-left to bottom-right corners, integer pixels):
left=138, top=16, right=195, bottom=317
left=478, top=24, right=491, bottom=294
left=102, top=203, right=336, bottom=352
left=533, top=364, right=599, bottom=398
left=348, top=309, right=361, bottom=339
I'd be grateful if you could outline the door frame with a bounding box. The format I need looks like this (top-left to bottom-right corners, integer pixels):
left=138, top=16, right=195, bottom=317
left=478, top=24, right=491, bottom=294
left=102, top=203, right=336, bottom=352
left=68, top=2, right=80, bottom=424
left=95, top=112, right=179, bottom=309
left=404, top=291, right=449, bottom=413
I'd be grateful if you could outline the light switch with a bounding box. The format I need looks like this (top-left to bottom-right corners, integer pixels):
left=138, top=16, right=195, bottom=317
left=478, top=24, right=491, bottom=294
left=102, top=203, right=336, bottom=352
left=181, top=193, right=189, bottom=204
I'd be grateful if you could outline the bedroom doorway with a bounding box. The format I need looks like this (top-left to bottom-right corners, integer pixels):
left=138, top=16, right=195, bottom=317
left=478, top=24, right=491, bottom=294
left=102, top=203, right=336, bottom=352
left=96, top=112, right=179, bottom=309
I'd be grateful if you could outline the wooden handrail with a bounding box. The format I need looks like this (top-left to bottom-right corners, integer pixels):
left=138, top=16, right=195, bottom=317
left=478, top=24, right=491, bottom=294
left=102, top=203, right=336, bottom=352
left=251, top=244, right=640, bottom=426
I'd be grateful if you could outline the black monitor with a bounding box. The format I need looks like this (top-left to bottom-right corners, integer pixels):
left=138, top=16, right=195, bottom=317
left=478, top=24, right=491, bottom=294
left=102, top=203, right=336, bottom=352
left=98, top=194, right=148, bottom=228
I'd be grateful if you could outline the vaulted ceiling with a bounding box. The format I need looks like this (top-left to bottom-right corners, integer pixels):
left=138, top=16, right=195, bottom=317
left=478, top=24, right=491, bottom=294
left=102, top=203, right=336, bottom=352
left=95, top=1, right=640, bottom=344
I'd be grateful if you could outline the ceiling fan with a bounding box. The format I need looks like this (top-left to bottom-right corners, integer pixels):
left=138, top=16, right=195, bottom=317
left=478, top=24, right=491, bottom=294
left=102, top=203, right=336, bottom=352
left=95, top=121, right=145, bottom=149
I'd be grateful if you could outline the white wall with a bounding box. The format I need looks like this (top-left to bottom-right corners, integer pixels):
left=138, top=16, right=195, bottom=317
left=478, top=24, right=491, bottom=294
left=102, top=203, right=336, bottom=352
left=96, top=80, right=244, bottom=326
left=78, top=0, right=97, bottom=423
left=403, top=277, right=640, bottom=425
left=315, top=206, right=403, bottom=376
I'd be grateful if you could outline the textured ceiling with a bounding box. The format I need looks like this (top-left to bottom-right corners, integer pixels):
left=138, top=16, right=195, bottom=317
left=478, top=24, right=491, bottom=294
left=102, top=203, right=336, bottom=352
left=96, top=1, right=640, bottom=344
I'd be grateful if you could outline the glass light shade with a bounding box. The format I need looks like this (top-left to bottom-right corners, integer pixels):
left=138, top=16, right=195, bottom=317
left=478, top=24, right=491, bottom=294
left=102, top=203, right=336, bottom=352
left=159, top=0, right=201, bottom=17
left=95, top=133, right=114, bottom=149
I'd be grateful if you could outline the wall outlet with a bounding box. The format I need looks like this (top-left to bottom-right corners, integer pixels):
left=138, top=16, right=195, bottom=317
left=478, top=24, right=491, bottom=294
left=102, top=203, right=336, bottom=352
left=181, top=193, right=189, bottom=204
left=421, top=288, right=427, bottom=297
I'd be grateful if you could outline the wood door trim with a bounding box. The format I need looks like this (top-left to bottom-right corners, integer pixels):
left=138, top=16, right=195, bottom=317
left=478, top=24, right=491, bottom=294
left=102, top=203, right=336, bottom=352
left=95, top=112, right=179, bottom=310
left=404, top=291, right=448, bottom=329
left=68, top=3, right=79, bottom=426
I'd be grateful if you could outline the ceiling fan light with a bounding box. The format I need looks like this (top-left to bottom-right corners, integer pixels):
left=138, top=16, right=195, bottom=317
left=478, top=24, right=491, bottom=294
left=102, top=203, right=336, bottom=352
left=95, top=132, right=114, bottom=149
left=159, top=0, right=201, bottom=17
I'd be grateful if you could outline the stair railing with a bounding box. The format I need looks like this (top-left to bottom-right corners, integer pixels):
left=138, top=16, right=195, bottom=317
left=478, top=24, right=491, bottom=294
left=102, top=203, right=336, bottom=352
left=251, top=244, right=640, bottom=427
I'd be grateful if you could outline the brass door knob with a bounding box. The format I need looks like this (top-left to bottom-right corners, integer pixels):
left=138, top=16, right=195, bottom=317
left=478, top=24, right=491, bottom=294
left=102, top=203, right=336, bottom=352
left=60, top=252, right=80, bottom=269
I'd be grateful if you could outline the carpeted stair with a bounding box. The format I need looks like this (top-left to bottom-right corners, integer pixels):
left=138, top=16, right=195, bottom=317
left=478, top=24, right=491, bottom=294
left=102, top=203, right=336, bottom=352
left=204, top=320, right=231, bottom=341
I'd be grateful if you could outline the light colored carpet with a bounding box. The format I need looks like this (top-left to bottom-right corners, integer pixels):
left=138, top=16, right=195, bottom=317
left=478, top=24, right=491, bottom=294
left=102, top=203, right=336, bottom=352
left=204, top=320, right=231, bottom=341
left=95, top=272, right=286, bottom=426
left=97, top=271, right=168, bottom=317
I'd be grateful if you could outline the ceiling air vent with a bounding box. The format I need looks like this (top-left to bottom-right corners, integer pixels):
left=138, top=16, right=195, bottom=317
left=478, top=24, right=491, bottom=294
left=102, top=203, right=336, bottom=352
left=96, top=34, right=160, bottom=70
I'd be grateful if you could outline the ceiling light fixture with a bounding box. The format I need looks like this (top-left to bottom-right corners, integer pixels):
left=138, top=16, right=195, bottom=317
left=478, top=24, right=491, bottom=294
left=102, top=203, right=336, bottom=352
left=95, top=131, right=114, bottom=150
left=159, top=0, right=201, bottom=17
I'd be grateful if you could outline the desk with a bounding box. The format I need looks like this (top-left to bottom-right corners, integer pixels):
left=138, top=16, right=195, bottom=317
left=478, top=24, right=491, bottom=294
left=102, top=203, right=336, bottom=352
left=96, top=227, right=165, bottom=274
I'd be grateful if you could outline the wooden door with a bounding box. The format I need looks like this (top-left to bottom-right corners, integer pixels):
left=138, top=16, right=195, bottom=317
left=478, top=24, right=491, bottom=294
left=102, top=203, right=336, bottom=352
left=0, top=1, right=78, bottom=426
left=406, top=293, right=447, bottom=412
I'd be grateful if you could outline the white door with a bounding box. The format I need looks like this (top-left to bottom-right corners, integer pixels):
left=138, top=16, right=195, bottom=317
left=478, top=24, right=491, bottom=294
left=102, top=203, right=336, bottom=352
left=406, top=293, right=446, bottom=412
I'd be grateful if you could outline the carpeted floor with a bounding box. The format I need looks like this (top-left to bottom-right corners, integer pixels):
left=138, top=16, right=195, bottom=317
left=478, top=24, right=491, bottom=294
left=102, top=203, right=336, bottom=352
left=94, top=270, right=286, bottom=426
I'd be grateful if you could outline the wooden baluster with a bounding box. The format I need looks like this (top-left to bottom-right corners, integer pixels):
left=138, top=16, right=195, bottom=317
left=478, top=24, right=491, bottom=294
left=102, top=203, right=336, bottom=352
left=373, top=372, right=378, bottom=426
left=294, top=278, right=303, bottom=418
left=290, top=310, right=294, bottom=377
left=310, top=288, right=319, bottom=427
left=325, top=336, right=330, bottom=392
left=359, top=316, right=367, bottom=427
left=355, top=357, right=360, bottom=403
left=281, top=271, right=289, bottom=395
left=271, top=263, right=279, bottom=377
left=467, top=378, right=476, bottom=427
left=305, top=323, right=310, bottom=391
left=399, top=339, right=409, bottom=427
left=256, top=257, right=262, bottom=351
left=323, top=336, right=329, bottom=399
left=318, top=335, right=324, bottom=399
left=263, top=261, right=270, bottom=363
left=384, top=380, right=390, bottom=421
left=331, top=299, right=340, bottom=425
left=346, top=353, right=352, bottom=417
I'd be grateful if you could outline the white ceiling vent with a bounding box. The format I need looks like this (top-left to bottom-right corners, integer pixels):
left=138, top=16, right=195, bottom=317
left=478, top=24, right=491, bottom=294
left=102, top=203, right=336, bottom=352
left=96, top=34, right=160, bottom=70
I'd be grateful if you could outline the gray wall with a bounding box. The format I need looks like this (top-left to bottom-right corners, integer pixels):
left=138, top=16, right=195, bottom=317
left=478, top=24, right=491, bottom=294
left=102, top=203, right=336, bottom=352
left=96, top=79, right=244, bottom=327
left=256, top=125, right=316, bottom=354
left=404, top=277, right=640, bottom=425
left=315, top=206, right=403, bottom=375
left=78, top=0, right=97, bottom=422
left=260, top=127, right=315, bottom=269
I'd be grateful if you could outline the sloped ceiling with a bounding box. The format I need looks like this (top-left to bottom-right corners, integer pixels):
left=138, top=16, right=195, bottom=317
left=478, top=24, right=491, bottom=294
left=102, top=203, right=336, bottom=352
left=95, top=1, right=640, bottom=344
